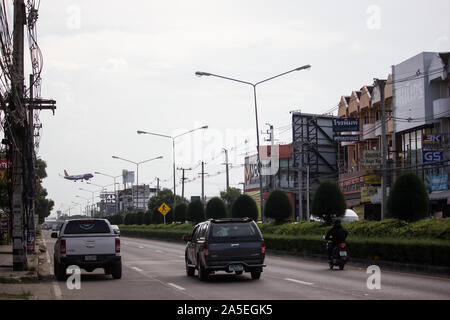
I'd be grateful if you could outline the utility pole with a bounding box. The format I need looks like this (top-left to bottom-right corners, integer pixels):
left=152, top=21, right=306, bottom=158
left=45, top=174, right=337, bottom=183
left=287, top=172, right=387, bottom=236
left=375, top=78, right=387, bottom=221
left=222, top=148, right=229, bottom=192
left=10, top=0, right=27, bottom=270
left=306, top=165, right=310, bottom=222
left=198, top=162, right=208, bottom=204
left=156, top=177, right=160, bottom=194
left=177, top=167, right=191, bottom=199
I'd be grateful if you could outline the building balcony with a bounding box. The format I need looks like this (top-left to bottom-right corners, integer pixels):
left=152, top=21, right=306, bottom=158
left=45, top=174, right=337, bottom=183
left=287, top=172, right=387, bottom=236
left=433, top=98, right=450, bottom=119
left=362, top=123, right=376, bottom=140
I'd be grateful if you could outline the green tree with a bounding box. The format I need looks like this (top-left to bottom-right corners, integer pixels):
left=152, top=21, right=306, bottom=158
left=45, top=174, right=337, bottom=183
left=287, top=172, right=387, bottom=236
left=174, top=203, right=187, bottom=223
left=151, top=207, right=164, bottom=224
left=220, top=187, right=241, bottom=215
left=311, top=180, right=346, bottom=225
left=205, top=197, right=227, bottom=219
left=147, top=188, right=186, bottom=213
left=186, top=200, right=205, bottom=223
left=135, top=212, right=145, bottom=225
left=387, top=172, right=429, bottom=221
left=144, top=211, right=152, bottom=225
left=264, top=189, right=293, bottom=224
left=34, top=159, right=55, bottom=224
left=231, top=194, right=258, bottom=221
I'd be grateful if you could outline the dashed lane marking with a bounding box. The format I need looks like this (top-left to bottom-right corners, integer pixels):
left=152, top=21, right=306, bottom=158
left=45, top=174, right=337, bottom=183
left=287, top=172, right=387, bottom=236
left=285, top=278, right=314, bottom=286
left=131, top=266, right=144, bottom=272
left=167, top=283, right=186, bottom=291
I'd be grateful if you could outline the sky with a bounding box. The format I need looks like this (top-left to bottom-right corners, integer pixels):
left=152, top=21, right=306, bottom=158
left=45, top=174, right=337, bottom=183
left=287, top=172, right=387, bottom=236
left=10, top=0, right=449, bottom=217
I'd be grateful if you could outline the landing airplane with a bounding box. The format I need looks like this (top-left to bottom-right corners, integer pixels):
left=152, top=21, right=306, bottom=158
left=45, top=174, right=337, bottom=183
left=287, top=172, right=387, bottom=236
left=63, top=170, right=94, bottom=182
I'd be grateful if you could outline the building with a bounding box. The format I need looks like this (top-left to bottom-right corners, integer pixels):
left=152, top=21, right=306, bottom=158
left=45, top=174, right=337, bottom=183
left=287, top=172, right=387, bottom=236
left=117, top=185, right=158, bottom=213
left=337, top=51, right=450, bottom=219
left=244, top=143, right=296, bottom=220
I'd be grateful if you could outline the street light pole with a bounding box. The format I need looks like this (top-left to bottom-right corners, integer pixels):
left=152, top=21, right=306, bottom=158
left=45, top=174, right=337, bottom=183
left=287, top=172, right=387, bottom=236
left=95, top=171, right=121, bottom=214
left=112, top=155, right=163, bottom=211
left=195, top=65, right=311, bottom=220
left=137, top=126, right=208, bottom=209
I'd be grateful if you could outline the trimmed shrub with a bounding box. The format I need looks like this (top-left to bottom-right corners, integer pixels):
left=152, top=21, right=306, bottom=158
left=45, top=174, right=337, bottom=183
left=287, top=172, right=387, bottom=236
left=205, top=197, right=227, bottom=219
left=264, top=189, right=293, bottom=224
left=231, top=194, right=259, bottom=221
left=124, top=213, right=136, bottom=225
left=311, top=180, right=346, bottom=224
left=151, top=207, right=164, bottom=224
left=135, top=212, right=145, bottom=225
left=144, top=211, right=152, bottom=225
left=186, top=200, right=205, bottom=223
left=387, top=172, right=429, bottom=221
left=174, top=203, right=187, bottom=223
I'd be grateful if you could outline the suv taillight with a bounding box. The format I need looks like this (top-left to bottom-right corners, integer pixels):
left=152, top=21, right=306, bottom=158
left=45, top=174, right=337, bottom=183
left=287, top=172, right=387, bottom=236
left=60, top=239, right=66, bottom=254
left=204, top=244, right=209, bottom=259
left=115, top=238, right=120, bottom=253
left=261, top=242, right=266, bottom=257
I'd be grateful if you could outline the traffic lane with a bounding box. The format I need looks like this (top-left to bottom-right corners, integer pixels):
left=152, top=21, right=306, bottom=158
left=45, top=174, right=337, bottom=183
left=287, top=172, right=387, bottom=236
left=121, top=238, right=371, bottom=300
left=122, top=237, right=450, bottom=300
left=44, top=231, right=193, bottom=300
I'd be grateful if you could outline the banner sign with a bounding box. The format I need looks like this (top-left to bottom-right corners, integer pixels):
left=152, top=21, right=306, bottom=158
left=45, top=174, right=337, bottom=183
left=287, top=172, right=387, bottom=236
left=332, top=118, right=359, bottom=132
left=333, top=134, right=360, bottom=142
left=363, top=151, right=381, bottom=167
left=426, top=174, right=448, bottom=192
left=422, top=150, right=443, bottom=164
left=422, top=135, right=442, bottom=149
left=364, top=169, right=381, bottom=185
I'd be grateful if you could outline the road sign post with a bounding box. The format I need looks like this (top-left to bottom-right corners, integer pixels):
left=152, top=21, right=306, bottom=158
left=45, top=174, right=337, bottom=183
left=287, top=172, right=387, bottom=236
left=158, top=202, right=171, bottom=225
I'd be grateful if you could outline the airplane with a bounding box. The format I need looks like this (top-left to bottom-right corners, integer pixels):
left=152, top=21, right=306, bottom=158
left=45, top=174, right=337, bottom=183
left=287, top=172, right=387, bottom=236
left=62, top=170, right=94, bottom=182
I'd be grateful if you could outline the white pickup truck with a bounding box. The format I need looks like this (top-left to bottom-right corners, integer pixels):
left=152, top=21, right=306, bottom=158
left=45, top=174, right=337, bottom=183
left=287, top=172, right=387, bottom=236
left=51, top=219, right=121, bottom=280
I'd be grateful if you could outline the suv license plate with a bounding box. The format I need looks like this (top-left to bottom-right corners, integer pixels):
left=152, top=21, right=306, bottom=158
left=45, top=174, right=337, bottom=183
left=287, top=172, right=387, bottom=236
left=85, top=255, right=97, bottom=261
left=339, top=251, right=347, bottom=257
left=229, top=264, right=243, bottom=272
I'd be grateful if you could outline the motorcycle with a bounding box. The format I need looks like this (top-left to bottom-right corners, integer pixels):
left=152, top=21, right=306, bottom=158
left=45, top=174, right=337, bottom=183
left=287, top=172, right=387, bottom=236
left=323, top=235, right=348, bottom=270
left=327, top=241, right=348, bottom=270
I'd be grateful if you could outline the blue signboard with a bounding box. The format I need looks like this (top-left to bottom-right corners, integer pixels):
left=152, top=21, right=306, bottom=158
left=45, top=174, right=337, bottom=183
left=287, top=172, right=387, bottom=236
left=427, top=174, right=448, bottom=192
left=422, top=150, right=443, bottom=164
left=332, top=118, right=359, bottom=132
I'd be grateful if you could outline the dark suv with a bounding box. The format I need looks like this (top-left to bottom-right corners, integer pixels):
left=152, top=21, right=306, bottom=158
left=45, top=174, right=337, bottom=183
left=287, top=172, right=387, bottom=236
left=184, top=218, right=266, bottom=281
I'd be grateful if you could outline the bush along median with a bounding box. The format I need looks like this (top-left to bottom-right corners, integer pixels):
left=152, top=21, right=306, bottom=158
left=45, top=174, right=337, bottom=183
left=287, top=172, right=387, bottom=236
left=118, top=218, right=450, bottom=267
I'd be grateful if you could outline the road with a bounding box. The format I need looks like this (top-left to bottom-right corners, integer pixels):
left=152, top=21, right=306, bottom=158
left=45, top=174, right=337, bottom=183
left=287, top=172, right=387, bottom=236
left=41, top=231, right=450, bottom=300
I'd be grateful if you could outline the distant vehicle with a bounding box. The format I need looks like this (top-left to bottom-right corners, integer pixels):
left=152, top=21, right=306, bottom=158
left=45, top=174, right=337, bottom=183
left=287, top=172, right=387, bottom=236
left=62, top=170, right=94, bottom=182
left=52, top=218, right=121, bottom=280
left=51, top=224, right=60, bottom=232
left=310, top=209, right=360, bottom=223
left=111, top=225, right=120, bottom=236
left=184, top=218, right=266, bottom=281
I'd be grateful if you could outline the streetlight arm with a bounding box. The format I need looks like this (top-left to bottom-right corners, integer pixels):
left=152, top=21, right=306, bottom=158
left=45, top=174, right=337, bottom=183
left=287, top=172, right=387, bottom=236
left=255, top=65, right=311, bottom=86
left=196, top=71, right=253, bottom=86
left=112, top=156, right=137, bottom=165
left=173, top=126, right=208, bottom=139
left=137, top=130, right=172, bottom=140
left=138, top=156, right=163, bottom=165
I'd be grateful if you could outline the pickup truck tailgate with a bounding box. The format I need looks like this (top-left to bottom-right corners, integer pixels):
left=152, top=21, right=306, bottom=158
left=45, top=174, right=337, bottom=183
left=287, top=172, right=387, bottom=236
left=65, top=235, right=116, bottom=255
left=209, top=241, right=263, bottom=261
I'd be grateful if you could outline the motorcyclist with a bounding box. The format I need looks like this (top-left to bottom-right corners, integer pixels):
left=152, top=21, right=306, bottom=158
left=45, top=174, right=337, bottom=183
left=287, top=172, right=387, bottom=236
left=325, top=219, right=348, bottom=262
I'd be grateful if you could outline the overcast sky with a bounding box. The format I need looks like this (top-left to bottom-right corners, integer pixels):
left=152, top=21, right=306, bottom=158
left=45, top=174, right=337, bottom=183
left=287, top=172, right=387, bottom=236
left=14, top=0, right=449, bottom=216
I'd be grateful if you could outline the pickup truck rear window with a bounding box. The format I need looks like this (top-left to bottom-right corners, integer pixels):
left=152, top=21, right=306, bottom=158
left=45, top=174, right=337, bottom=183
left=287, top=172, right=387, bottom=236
left=210, top=223, right=261, bottom=241
left=64, top=220, right=111, bottom=234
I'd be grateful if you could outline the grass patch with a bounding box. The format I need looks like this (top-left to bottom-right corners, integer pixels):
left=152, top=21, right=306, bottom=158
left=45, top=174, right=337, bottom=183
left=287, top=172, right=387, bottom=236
left=0, top=277, right=21, bottom=284
left=0, top=291, right=32, bottom=300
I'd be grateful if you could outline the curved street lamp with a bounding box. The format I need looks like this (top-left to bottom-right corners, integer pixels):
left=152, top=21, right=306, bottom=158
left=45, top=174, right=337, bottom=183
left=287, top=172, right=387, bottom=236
left=137, top=125, right=208, bottom=208
left=195, top=65, right=311, bottom=220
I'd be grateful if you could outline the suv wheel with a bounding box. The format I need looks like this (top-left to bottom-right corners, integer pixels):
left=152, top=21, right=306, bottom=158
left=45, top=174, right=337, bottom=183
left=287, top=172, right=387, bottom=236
left=111, top=261, right=122, bottom=279
left=197, top=259, right=208, bottom=281
left=251, top=271, right=261, bottom=280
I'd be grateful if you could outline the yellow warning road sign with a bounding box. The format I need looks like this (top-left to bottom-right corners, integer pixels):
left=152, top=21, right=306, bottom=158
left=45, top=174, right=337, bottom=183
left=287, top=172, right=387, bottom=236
left=158, top=202, right=171, bottom=216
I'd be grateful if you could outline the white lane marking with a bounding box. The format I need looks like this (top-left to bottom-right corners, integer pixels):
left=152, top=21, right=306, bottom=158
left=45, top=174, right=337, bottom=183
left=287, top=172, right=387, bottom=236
left=53, top=283, right=62, bottom=299
left=167, top=283, right=186, bottom=291
left=285, top=278, right=314, bottom=286
left=156, top=250, right=163, bottom=253
left=138, top=246, right=144, bottom=249
left=131, top=266, right=144, bottom=272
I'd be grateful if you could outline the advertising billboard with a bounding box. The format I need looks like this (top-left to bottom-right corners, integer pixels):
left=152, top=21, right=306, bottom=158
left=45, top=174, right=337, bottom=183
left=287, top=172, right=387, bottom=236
left=332, top=118, right=359, bottom=132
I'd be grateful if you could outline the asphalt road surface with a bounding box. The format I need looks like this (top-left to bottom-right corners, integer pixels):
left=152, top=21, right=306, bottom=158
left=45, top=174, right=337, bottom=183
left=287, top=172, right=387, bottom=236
left=42, top=231, right=450, bottom=300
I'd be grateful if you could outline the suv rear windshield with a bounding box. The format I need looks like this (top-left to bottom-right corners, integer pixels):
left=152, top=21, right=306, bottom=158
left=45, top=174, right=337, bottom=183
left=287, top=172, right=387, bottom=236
left=64, top=220, right=110, bottom=234
left=209, top=222, right=261, bottom=241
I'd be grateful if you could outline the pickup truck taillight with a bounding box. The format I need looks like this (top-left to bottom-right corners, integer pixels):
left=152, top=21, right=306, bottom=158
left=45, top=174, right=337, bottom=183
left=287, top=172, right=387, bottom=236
left=203, top=244, right=209, bottom=259
left=60, top=239, right=66, bottom=255
left=115, top=238, right=120, bottom=253
left=261, top=242, right=266, bottom=257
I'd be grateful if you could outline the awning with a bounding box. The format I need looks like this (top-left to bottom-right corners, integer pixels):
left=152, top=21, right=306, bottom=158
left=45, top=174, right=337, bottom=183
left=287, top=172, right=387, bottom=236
left=429, top=189, right=450, bottom=200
